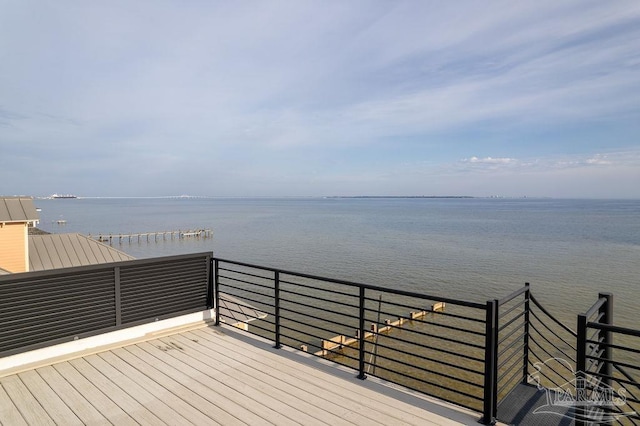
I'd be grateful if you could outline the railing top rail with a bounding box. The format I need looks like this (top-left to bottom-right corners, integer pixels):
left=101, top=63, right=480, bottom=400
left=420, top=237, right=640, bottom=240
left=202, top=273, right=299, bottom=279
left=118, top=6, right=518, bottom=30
left=0, top=252, right=214, bottom=283
left=498, top=284, right=529, bottom=306
left=582, top=296, right=607, bottom=320
left=214, top=257, right=487, bottom=310
left=588, top=321, right=640, bottom=338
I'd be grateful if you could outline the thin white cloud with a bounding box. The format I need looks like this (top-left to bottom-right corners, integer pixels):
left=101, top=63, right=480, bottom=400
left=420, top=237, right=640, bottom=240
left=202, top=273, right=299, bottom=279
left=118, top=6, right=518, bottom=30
left=455, top=152, right=635, bottom=174
left=585, top=155, right=613, bottom=166
left=464, top=157, right=518, bottom=165
left=366, top=149, right=640, bottom=198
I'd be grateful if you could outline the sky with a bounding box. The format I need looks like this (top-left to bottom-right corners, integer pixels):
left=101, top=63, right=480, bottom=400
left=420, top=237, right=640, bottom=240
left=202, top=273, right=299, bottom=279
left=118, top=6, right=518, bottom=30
left=1, top=1, right=640, bottom=198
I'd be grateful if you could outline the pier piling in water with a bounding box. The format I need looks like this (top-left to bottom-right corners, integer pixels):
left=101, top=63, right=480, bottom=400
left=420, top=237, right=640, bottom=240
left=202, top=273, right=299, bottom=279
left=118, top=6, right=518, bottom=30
left=89, top=229, right=213, bottom=244
left=316, top=303, right=446, bottom=357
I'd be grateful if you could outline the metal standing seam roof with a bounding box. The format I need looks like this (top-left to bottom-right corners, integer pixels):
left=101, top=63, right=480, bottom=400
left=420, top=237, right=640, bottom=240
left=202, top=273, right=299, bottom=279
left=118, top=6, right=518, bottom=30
left=0, top=197, right=39, bottom=224
left=29, top=233, right=135, bottom=271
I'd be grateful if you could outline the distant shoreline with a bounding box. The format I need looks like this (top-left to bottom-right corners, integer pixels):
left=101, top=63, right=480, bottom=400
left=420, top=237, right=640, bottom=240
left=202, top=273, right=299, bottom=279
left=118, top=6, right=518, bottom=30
left=34, top=195, right=555, bottom=200
left=326, top=195, right=475, bottom=199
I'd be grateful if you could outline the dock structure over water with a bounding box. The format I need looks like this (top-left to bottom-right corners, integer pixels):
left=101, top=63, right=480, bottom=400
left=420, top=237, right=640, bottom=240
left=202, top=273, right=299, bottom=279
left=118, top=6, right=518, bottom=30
left=316, top=302, right=446, bottom=357
left=89, top=229, right=212, bottom=244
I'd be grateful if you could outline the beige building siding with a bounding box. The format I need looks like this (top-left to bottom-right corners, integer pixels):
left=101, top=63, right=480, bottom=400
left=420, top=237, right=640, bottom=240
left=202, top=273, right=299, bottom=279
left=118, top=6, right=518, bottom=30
left=0, top=223, right=28, bottom=273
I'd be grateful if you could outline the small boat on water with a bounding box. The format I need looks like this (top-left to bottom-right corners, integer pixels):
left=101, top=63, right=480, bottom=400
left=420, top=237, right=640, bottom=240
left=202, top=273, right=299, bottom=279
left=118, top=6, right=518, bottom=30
left=51, top=194, right=77, bottom=199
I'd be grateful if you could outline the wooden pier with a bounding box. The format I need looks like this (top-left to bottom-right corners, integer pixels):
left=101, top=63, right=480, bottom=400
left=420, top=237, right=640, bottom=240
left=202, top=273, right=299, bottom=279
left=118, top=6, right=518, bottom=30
left=314, top=302, right=446, bottom=357
left=89, top=229, right=212, bottom=244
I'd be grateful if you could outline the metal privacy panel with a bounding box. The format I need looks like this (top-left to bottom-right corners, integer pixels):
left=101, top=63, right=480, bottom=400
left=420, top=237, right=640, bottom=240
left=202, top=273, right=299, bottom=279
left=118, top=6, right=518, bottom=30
left=120, top=255, right=209, bottom=324
left=0, top=252, right=212, bottom=358
left=0, top=269, right=116, bottom=355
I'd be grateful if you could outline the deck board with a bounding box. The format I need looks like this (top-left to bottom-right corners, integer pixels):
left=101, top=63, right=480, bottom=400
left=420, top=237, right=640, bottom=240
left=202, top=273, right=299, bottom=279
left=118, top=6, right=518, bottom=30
left=97, top=350, right=217, bottom=425
left=67, top=357, right=166, bottom=425
left=35, top=365, right=110, bottom=426
left=83, top=354, right=187, bottom=424
left=17, top=370, right=83, bottom=426
left=123, top=343, right=250, bottom=425
left=51, top=361, right=137, bottom=425
left=135, top=340, right=284, bottom=425
left=0, top=323, right=483, bottom=426
left=164, top=333, right=359, bottom=426
left=173, top=331, right=392, bottom=425
left=0, top=375, right=55, bottom=426
left=0, top=383, right=28, bottom=426
left=111, top=347, right=227, bottom=425
left=190, top=327, right=448, bottom=425
left=150, top=336, right=304, bottom=426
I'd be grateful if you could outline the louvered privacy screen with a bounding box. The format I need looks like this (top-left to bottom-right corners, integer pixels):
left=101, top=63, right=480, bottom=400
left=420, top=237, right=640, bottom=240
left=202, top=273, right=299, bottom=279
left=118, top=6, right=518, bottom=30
left=0, top=252, right=212, bottom=357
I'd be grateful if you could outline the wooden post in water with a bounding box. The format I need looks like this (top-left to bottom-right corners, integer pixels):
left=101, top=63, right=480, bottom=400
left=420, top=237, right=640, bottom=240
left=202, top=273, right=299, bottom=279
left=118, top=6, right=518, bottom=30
left=368, top=294, right=383, bottom=375
left=432, top=302, right=446, bottom=312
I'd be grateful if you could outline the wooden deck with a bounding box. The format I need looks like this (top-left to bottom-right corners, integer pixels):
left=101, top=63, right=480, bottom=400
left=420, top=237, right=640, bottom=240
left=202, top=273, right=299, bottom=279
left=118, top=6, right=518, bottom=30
left=0, top=323, right=482, bottom=425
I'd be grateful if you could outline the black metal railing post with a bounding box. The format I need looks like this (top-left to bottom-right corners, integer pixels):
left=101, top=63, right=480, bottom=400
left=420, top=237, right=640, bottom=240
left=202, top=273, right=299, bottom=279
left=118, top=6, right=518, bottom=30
left=357, top=286, right=367, bottom=380
left=599, top=293, right=613, bottom=389
left=214, top=259, right=220, bottom=326
left=206, top=257, right=214, bottom=309
left=482, top=299, right=498, bottom=425
left=576, top=312, right=587, bottom=426
left=274, top=271, right=281, bottom=349
left=114, top=266, right=121, bottom=326
left=522, top=283, right=530, bottom=383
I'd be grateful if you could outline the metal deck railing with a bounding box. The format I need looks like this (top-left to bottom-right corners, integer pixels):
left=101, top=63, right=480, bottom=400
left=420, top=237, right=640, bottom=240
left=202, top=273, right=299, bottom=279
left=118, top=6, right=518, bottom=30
left=577, top=294, right=640, bottom=425
left=1, top=252, right=638, bottom=425
left=213, top=258, right=640, bottom=425
left=213, top=258, right=494, bottom=420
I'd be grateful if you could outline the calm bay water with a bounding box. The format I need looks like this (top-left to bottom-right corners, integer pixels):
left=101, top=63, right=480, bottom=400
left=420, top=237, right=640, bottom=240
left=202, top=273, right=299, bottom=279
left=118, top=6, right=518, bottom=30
left=35, top=197, right=639, bottom=328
